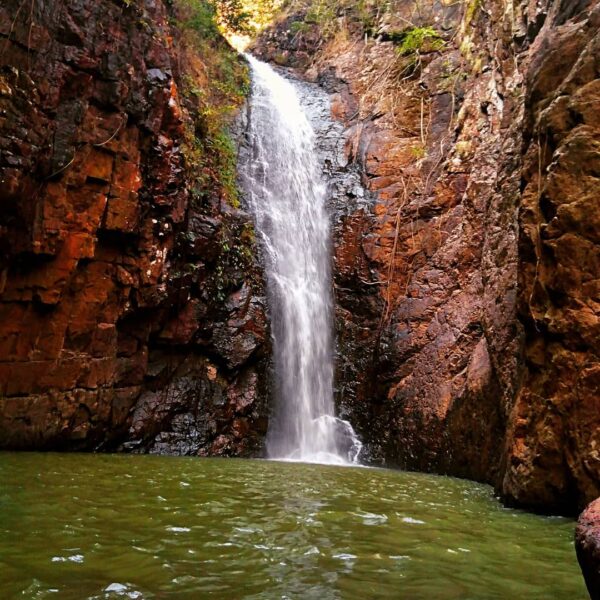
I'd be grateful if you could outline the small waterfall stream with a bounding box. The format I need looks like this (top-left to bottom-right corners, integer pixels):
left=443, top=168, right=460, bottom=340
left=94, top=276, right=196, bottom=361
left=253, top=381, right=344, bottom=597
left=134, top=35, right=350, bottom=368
left=240, top=55, right=361, bottom=465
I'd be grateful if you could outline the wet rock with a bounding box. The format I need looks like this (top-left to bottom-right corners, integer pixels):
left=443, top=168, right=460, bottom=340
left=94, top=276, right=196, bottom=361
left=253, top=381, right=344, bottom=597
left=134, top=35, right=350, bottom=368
left=256, top=0, right=600, bottom=513
left=211, top=284, right=268, bottom=369
left=0, top=0, right=270, bottom=455
left=577, top=498, right=600, bottom=600
left=124, top=352, right=269, bottom=457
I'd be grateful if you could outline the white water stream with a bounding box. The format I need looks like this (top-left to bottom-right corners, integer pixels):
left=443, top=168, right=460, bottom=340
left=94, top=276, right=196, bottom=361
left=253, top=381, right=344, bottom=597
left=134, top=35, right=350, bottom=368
left=240, top=55, right=361, bottom=465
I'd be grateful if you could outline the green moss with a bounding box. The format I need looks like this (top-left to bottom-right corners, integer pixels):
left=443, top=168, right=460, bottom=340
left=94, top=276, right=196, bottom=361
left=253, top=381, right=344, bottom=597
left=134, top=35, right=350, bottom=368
left=175, top=0, right=250, bottom=209
left=458, top=0, right=483, bottom=64
left=203, top=128, right=241, bottom=208
left=181, top=122, right=241, bottom=209
left=464, top=0, right=482, bottom=28
left=290, top=19, right=310, bottom=34
left=396, top=26, right=444, bottom=56
left=410, top=144, right=427, bottom=159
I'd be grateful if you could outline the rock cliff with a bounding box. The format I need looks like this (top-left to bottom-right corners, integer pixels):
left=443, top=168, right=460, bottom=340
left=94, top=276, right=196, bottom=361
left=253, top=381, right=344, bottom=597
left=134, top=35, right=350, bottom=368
left=0, top=0, right=270, bottom=455
left=254, top=0, right=599, bottom=514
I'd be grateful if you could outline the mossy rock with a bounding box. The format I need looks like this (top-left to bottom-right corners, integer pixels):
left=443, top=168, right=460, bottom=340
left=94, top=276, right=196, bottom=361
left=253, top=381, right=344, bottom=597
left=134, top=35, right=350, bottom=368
left=396, top=26, right=445, bottom=56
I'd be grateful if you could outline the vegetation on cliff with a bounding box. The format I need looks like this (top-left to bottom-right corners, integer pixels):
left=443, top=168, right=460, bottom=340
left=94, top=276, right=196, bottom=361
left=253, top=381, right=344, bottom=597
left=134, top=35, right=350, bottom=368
left=173, top=0, right=250, bottom=208
left=170, top=0, right=265, bottom=329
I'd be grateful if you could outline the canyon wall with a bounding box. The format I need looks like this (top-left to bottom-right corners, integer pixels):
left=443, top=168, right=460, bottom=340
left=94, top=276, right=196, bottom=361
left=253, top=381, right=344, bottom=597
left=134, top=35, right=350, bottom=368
left=0, top=0, right=598, bottom=516
left=255, top=0, right=600, bottom=513
left=0, top=0, right=270, bottom=455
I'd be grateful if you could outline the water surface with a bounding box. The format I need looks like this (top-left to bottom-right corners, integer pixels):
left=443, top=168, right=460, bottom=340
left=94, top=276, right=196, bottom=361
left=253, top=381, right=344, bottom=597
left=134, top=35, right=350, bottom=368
left=0, top=453, right=586, bottom=599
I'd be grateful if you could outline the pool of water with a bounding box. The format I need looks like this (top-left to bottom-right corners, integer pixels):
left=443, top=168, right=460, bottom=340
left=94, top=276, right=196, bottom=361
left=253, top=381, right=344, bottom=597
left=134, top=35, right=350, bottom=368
left=0, top=453, right=586, bottom=599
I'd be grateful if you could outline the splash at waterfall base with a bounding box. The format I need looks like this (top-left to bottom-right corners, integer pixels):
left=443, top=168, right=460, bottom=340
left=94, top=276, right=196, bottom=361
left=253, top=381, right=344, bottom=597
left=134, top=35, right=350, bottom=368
left=280, top=416, right=362, bottom=466
left=239, top=56, right=362, bottom=466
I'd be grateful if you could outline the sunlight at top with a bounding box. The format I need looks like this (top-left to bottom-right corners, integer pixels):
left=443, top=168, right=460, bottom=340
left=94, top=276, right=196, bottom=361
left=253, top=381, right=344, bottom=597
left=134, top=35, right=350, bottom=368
left=214, top=0, right=285, bottom=50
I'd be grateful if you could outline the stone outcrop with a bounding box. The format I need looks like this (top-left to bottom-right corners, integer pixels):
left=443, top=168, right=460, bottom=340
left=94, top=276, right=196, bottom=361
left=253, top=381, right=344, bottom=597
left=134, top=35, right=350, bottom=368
left=255, top=0, right=600, bottom=513
left=577, top=498, right=600, bottom=600
left=0, top=0, right=269, bottom=455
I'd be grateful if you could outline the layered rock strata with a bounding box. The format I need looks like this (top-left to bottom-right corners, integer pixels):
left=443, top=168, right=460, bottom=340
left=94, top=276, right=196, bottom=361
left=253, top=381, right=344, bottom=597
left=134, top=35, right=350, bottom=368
left=0, top=0, right=269, bottom=455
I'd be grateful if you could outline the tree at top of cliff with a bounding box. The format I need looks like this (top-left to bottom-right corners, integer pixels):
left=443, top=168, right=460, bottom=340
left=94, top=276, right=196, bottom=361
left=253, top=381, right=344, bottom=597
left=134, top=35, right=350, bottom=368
left=180, top=0, right=281, bottom=41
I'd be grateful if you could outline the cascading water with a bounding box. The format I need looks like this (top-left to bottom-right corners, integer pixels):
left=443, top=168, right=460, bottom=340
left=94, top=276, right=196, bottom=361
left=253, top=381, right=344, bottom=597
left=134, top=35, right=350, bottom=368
left=240, top=55, right=361, bottom=466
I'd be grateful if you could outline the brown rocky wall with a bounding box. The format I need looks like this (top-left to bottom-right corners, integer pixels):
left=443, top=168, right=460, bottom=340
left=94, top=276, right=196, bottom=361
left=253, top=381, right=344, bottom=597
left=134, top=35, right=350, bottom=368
left=0, top=0, right=270, bottom=455
left=1, top=0, right=598, bottom=516
left=255, top=0, right=600, bottom=513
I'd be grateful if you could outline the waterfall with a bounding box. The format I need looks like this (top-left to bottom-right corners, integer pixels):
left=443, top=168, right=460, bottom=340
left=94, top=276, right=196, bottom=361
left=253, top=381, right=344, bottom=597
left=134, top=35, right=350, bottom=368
left=240, top=55, right=361, bottom=466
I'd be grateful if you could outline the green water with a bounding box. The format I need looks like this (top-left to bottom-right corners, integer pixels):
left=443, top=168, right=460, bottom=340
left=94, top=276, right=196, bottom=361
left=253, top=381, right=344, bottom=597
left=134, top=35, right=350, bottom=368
left=0, top=454, right=586, bottom=599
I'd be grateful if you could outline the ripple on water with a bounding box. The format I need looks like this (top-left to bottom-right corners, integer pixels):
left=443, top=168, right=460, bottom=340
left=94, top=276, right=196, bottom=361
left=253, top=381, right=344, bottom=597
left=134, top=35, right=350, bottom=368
left=51, top=554, right=84, bottom=563
left=0, top=454, right=588, bottom=600
left=103, top=583, right=143, bottom=598
left=165, top=527, right=191, bottom=533
left=400, top=516, right=426, bottom=525
left=352, top=511, right=388, bottom=526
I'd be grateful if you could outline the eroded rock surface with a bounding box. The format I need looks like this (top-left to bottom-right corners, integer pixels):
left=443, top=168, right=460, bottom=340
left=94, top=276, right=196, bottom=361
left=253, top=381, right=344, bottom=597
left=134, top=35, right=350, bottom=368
left=255, top=0, right=600, bottom=512
left=0, top=0, right=597, bottom=515
left=0, top=0, right=269, bottom=455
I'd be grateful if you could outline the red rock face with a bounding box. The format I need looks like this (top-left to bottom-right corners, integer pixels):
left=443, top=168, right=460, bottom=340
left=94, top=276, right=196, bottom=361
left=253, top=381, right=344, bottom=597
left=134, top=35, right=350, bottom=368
left=255, top=0, right=600, bottom=513
left=503, top=2, right=600, bottom=511
left=0, top=0, right=269, bottom=455
left=577, top=498, right=600, bottom=600
left=1, top=0, right=598, bottom=515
